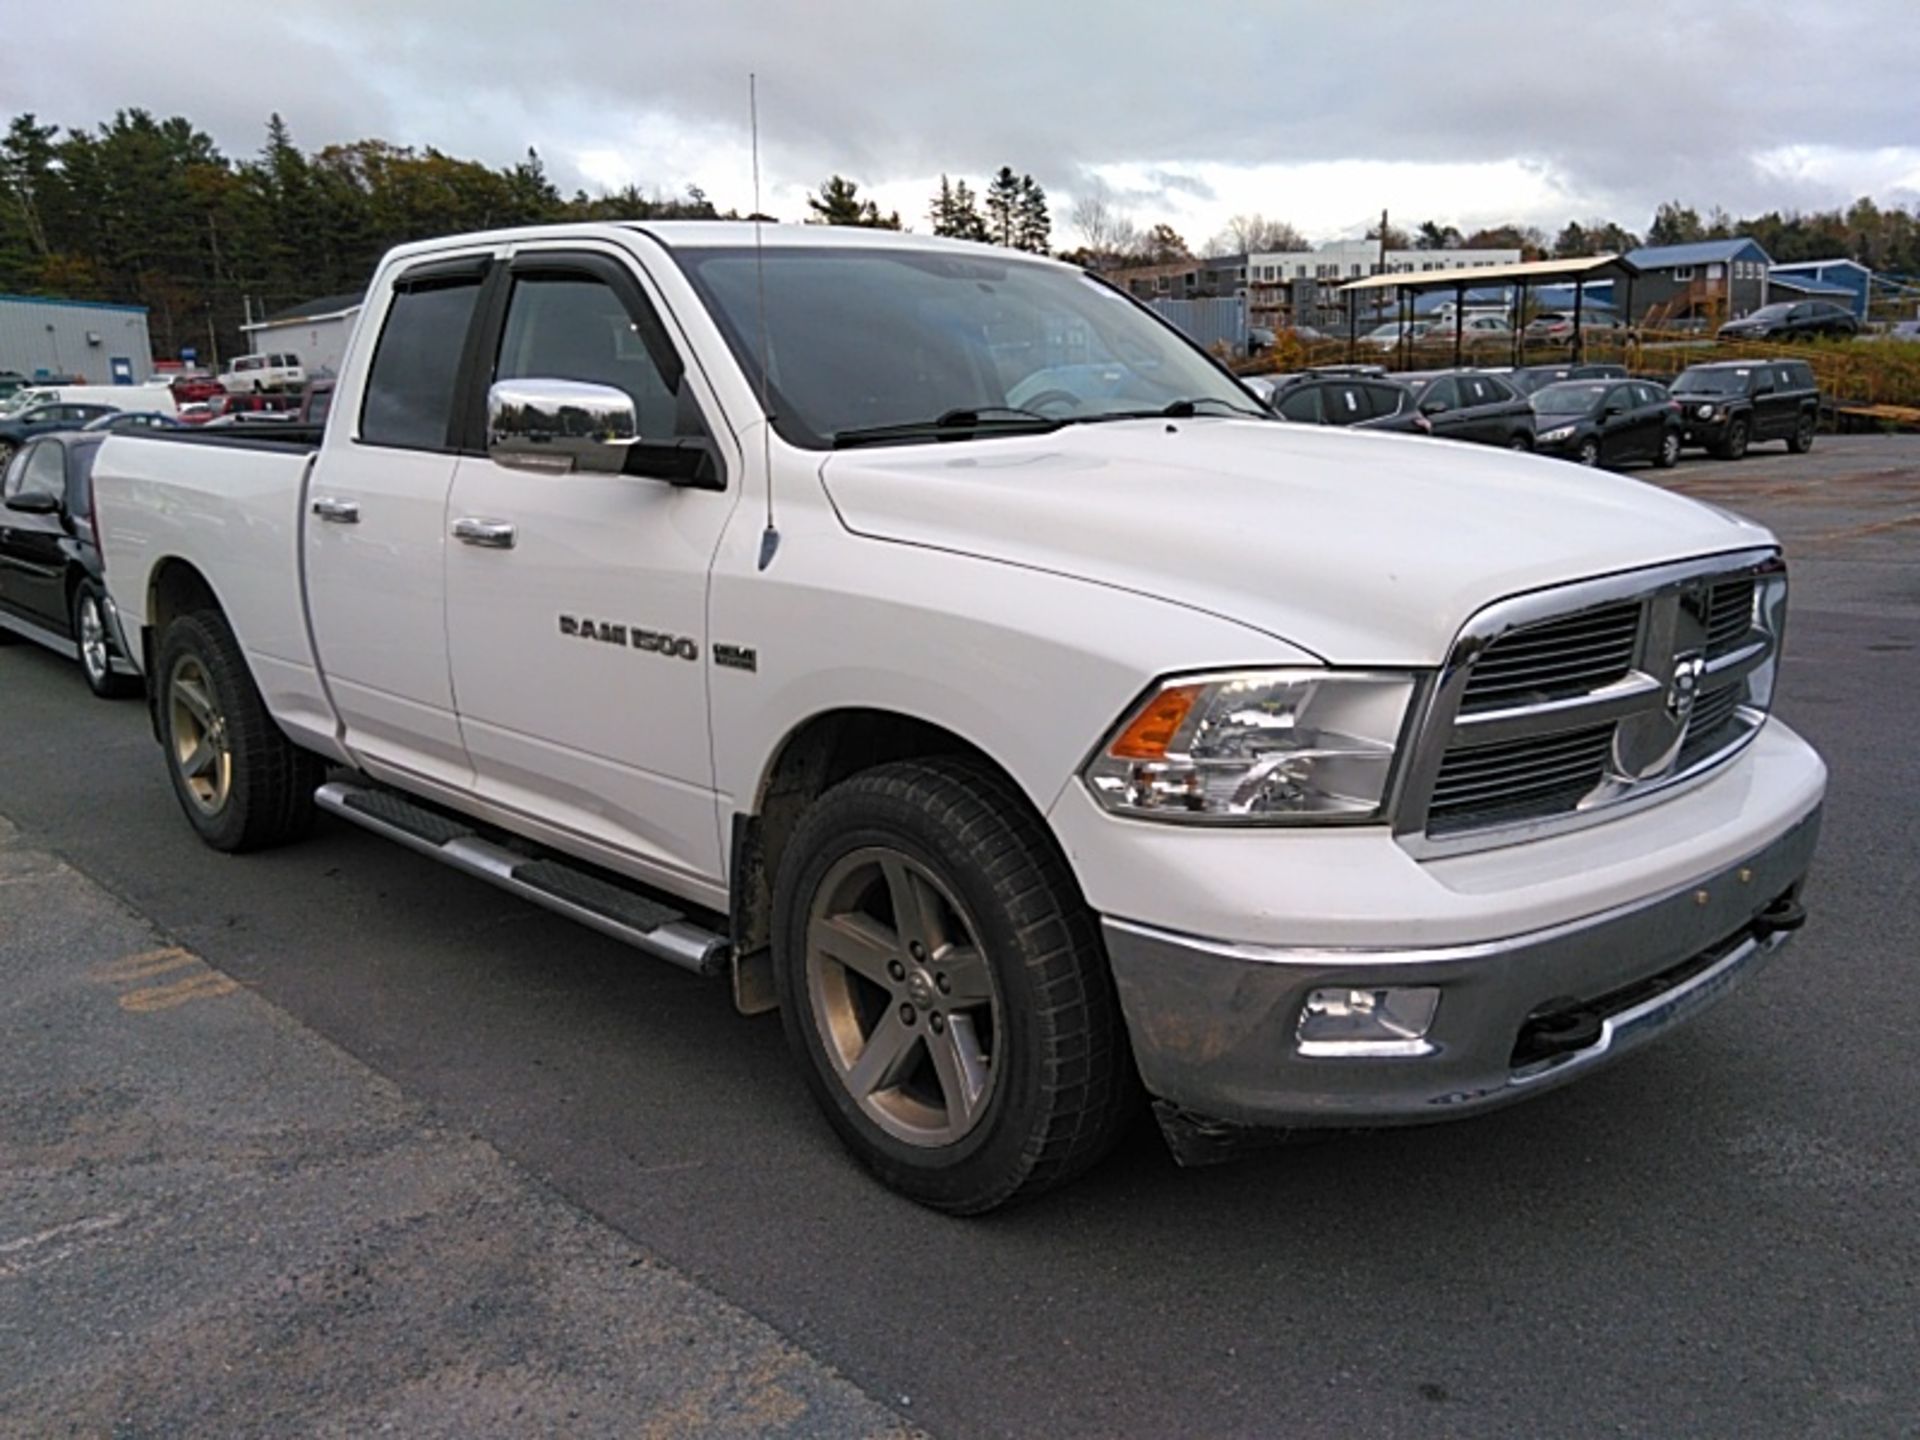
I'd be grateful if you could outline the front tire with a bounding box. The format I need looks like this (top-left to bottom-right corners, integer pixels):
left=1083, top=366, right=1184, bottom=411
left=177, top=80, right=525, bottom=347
left=1717, top=418, right=1750, bottom=460
left=1655, top=431, right=1681, bottom=469
left=74, top=580, right=139, bottom=698
left=772, top=758, right=1137, bottom=1214
left=1576, top=437, right=1601, bottom=467
left=155, top=610, right=323, bottom=851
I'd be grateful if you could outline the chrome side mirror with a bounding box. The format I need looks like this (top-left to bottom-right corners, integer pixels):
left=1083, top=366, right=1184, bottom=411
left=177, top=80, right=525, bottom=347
left=487, top=378, right=638, bottom=475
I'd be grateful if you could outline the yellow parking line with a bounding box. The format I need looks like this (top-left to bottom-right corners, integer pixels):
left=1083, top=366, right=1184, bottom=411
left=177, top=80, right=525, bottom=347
left=119, top=970, right=240, bottom=1012
left=94, top=947, right=201, bottom=984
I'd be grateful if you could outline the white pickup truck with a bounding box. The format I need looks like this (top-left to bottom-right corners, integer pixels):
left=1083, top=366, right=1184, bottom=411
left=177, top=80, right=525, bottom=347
left=94, top=223, right=1825, bottom=1212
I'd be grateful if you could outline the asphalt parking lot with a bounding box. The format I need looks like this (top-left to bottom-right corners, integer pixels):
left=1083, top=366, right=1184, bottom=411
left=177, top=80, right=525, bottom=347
left=2, top=432, right=1916, bottom=1438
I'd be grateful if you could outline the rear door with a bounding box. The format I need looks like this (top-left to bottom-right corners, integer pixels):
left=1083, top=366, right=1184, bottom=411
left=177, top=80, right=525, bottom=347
left=1416, top=376, right=1472, bottom=441
left=1746, top=367, right=1785, bottom=440
left=442, top=242, right=742, bottom=885
left=303, top=251, right=495, bottom=790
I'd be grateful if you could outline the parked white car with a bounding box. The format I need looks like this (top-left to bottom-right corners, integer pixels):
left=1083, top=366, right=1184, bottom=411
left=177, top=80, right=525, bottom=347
left=219, top=352, right=306, bottom=394
left=92, top=223, right=1824, bottom=1212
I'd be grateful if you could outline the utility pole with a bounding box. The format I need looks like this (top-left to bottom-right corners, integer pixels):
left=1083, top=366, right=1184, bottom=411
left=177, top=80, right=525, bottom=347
left=1379, top=209, right=1389, bottom=274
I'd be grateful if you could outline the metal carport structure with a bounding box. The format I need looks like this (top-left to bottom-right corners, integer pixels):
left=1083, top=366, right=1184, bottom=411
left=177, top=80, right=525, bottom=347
left=1336, top=254, right=1643, bottom=370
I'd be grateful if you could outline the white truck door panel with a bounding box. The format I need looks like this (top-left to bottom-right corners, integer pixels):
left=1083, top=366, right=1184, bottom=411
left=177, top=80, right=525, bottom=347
left=304, top=257, right=490, bottom=790
left=444, top=253, right=737, bottom=885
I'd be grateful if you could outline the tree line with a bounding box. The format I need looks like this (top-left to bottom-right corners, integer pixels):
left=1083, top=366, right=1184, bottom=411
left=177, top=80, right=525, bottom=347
left=2, top=105, right=1916, bottom=365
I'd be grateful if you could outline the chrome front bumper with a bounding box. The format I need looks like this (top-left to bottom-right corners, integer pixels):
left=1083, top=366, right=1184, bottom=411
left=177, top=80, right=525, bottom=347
left=1104, top=806, right=1821, bottom=1130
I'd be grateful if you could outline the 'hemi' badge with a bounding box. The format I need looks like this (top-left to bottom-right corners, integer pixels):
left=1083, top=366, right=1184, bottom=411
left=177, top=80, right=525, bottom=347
left=714, top=644, right=758, bottom=673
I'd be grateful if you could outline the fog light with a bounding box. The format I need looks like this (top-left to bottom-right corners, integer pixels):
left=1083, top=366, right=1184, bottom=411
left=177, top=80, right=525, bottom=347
left=1296, top=987, right=1441, bottom=1057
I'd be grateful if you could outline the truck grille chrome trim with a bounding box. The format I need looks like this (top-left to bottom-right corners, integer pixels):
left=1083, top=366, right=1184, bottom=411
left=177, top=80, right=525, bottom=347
left=1394, top=548, right=1785, bottom=855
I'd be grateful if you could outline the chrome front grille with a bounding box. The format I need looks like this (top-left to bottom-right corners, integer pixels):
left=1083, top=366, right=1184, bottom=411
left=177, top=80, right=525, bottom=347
left=1399, top=551, right=1786, bottom=853
left=1458, top=602, right=1640, bottom=713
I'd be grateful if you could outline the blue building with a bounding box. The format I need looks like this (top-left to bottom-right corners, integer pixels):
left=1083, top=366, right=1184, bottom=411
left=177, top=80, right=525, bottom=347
left=1766, top=259, right=1871, bottom=318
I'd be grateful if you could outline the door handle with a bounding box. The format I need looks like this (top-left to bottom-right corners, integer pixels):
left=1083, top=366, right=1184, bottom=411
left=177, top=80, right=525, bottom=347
left=452, top=517, right=516, bottom=550
left=311, top=497, right=359, bottom=524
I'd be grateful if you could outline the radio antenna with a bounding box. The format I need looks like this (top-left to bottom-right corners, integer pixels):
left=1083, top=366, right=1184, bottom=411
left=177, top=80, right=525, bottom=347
left=751, top=72, right=779, bottom=571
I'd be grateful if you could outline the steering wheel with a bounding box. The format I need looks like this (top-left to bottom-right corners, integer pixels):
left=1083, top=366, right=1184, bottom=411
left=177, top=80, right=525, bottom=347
left=1021, top=389, right=1084, bottom=417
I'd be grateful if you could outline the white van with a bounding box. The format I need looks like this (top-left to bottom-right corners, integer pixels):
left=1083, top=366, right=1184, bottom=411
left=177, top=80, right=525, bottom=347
left=219, top=353, right=306, bottom=394
left=1, top=384, right=173, bottom=416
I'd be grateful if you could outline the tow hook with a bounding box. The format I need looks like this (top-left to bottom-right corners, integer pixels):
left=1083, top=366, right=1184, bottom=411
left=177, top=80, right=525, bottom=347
left=1752, top=894, right=1807, bottom=939
left=1511, top=996, right=1605, bottom=1069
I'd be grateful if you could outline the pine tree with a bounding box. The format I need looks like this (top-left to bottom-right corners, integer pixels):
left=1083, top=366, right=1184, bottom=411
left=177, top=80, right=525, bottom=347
left=807, top=175, right=900, bottom=229
left=985, top=166, right=1021, bottom=247
left=1014, top=174, right=1049, bottom=253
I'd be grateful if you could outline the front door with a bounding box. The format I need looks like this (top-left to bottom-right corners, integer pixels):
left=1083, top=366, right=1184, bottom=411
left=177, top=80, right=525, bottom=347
left=0, top=438, right=71, bottom=631
left=303, top=252, right=494, bottom=789
left=443, top=245, right=741, bottom=887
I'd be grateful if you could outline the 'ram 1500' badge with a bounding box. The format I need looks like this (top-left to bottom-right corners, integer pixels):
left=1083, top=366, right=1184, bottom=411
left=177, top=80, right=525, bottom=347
left=559, top=615, right=697, bottom=661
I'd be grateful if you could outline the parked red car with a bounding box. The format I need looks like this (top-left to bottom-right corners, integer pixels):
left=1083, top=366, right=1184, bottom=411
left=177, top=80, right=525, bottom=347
left=178, top=391, right=297, bottom=426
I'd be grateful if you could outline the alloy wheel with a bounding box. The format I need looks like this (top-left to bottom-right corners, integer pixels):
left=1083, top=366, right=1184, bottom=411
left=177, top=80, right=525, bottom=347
left=168, top=654, right=232, bottom=815
left=78, top=594, right=110, bottom=684
left=805, top=846, right=1002, bottom=1147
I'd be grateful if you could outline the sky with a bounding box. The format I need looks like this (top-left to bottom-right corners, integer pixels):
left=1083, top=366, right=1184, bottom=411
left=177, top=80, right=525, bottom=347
left=8, top=1, right=1920, bottom=251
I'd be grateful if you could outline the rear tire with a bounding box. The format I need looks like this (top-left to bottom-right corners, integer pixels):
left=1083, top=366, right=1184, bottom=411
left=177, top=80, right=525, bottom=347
left=74, top=580, right=139, bottom=698
left=154, top=609, right=323, bottom=852
left=1789, top=415, right=1815, bottom=454
left=1507, top=432, right=1532, bottom=452
left=772, top=758, right=1137, bottom=1214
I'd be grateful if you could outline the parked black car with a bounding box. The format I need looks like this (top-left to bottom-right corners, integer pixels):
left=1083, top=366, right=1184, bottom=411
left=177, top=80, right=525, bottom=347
left=0, top=433, right=140, bottom=697
left=1498, top=362, right=1628, bottom=397
left=1398, top=370, right=1536, bottom=449
left=0, top=401, right=119, bottom=468
left=1261, top=371, right=1417, bottom=430
left=1670, top=359, right=1820, bottom=459
left=1530, top=378, right=1682, bottom=469
left=1717, top=301, right=1858, bottom=341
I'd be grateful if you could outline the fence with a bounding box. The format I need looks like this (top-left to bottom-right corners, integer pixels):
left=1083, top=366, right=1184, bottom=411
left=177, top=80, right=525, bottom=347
left=1148, top=297, right=1249, bottom=354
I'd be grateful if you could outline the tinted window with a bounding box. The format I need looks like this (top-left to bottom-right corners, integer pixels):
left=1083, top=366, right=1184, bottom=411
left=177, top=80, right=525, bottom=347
left=1631, top=383, right=1661, bottom=407
left=1421, top=378, right=1460, bottom=410
left=361, top=275, right=484, bottom=450
left=1276, top=386, right=1321, bottom=423
left=66, top=443, right=99, bottom=518
left=1363, top=383, right=1407, bottom=418
left=1325, top=384, right=1369, bottom=424
left=308, top=387, right=334, bottom=425
left=0, top=446, right=27, bottom=497
left=494, top=272, right=702, bottom=443
left=1534, top=383, right=1607, bottom=416
left=19, top=439, right=64, bottom=500
left=1478, top=376, right=1517, bottom=402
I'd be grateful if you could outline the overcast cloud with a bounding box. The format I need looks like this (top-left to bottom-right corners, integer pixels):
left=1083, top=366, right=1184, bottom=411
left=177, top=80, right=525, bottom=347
left=8, top=1, right=1919, bottom=246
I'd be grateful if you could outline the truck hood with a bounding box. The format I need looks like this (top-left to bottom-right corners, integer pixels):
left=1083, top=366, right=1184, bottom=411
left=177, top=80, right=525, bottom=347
left=819, top=419, right=1773, bottom=664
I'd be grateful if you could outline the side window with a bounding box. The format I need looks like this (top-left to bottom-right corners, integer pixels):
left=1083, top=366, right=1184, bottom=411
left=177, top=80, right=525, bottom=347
left=67, top=444, right=97, bottom=519
left=0, top=445, right=29, bottom=497
left=493, top=270, right=703, bottom=443
left=1276, top=386, right=1322, bottom=423
left=1327, top=385, right=1368, bottom=424
left=360, top=273, right=486, bottom=450
left=1478, top=376, right=1516, bottom=403
left=19, top=440, right=65, bottom=500
left=1365, top=384, right=1406, bottom=418
left=1422, top=378, right=1459, bottom=410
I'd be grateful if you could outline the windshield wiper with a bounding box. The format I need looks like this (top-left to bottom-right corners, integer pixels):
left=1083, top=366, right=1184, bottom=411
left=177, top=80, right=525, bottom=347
left=830, top=407, right=1065, bottom=449
left=1073, top=396, right=1270, bottom=423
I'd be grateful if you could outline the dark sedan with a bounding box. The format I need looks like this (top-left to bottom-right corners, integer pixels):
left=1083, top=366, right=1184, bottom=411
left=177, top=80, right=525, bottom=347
left=0, top=432, right=140, bottom=697
left=1399, top=370, right=1536, bottom=448
left=1498, top=362, right=1629, bottom=397
left=1530, top=379, right=1682, bottom=469
left=0, top=401, right=118, bottom=468
left=1718, top=301, right=1858, bottom=340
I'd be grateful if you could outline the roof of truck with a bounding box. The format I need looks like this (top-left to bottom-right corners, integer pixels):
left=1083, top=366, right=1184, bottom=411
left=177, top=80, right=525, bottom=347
left=377, top=222, right=1059, bottom=267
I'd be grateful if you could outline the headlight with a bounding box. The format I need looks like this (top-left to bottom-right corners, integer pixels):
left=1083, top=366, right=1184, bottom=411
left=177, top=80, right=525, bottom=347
left=1084, top=670, right=1415, bottom=823
left=1538, top=424, right=1576, bottom=443
left=1695, top=403, right=1716, bottom=419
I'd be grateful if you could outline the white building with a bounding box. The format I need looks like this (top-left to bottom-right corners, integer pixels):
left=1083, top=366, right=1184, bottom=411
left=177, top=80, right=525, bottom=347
left=1248, top=240, right=1523, bottom=286
left=238, top=292, right=364, bottom=378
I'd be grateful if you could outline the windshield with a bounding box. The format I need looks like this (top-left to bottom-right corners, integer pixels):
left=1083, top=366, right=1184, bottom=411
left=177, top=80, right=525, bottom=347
left=1741, top=304, right=1794, bottom=321
left=1673, top=368, right=1751, bottom=395
left=673, top=246, right=1263, bottom=448
left=1533, top=383, right=1608, bottom=416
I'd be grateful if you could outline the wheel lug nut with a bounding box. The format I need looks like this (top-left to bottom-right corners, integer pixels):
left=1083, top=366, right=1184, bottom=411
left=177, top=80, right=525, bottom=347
left=887, top=960, right=905, bottom=981
left=900, top=1004, right=916, bottom=1025
left=935, top=973, right=950, bottom=994
left=909, top=942, right=925, bottom=960
left=930, top=1013, right=945, bottom=1033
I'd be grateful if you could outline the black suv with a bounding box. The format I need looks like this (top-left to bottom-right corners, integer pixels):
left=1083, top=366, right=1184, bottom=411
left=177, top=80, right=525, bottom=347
left=1718, top=301, right=1858, bottom=341
left=1398, top=370, right=1536, bottom=449
left=0, top=432, right=140, bottom=697
left=1262, top=371, right=1416, bottom=431
left=1671, top=360, right=1820, bottom=459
